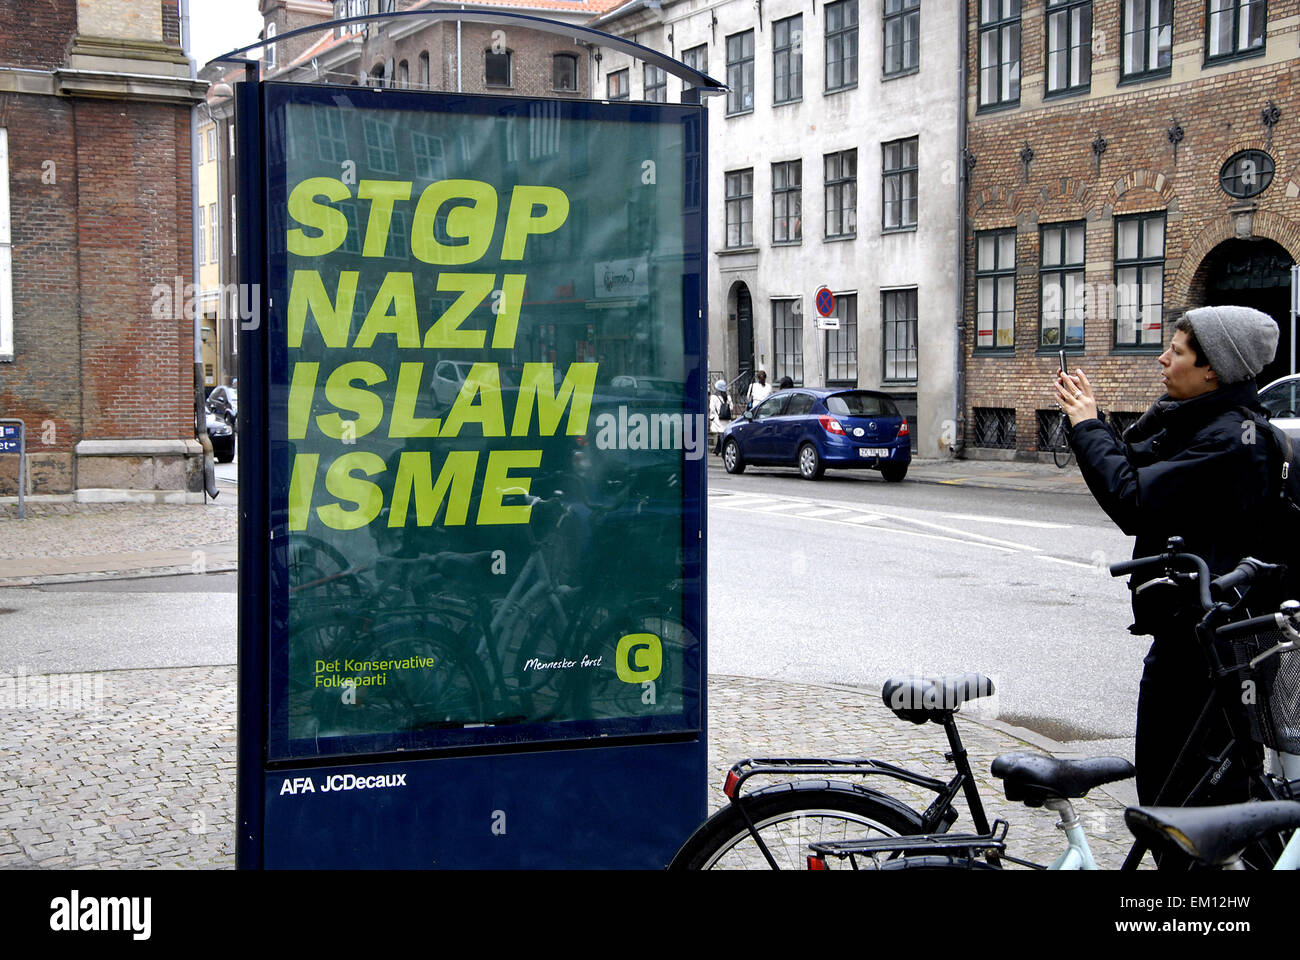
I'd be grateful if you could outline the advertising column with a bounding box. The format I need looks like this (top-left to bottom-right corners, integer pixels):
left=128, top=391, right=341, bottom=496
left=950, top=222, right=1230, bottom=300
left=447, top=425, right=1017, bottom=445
left=239, top=81, right=707, bottom=868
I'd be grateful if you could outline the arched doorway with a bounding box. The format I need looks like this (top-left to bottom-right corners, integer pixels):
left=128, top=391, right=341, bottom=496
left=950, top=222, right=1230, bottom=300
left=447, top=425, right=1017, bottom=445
left=1195, top=238, right=1296, bottom=387
left=727, top=282, right=755, bottom=390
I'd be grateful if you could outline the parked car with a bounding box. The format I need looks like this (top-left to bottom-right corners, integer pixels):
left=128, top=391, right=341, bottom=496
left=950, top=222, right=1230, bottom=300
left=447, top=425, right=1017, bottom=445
left=1258, top=374, right=1300, bottom=442
left=206, top=409, right=235, bottom=463
left=717, top=387, right=911, bottom=481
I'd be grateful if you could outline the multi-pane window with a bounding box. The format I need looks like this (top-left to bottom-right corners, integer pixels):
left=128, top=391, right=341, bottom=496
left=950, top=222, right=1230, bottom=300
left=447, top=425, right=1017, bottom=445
left=773, top=300, right=804, bottom=385
left=978, top=0, right=1021, bottom=108
left=204, top=125, right=217, bottom=163
left=485, top=50, right=511, bottom=87
left=418, top=52, right=430, bottom=88
left=824, top=150, right=857, bottom=239
left=882, top=137, right=918, bottom=231
left=825, top=0, right=859, bottom=91
left=607, top=69, right=629, bottom=101
left=398, top=60, right=409, bottom=88
left=197, top=205, right=206, bottom=264
left=1046, top=0, right=1091, bottom=94
left=314, top=107, right=348, bottom=163
left=644, top=64, right=667, bottom=102
left=1121, top=0, right=1173, bottom=78
left=412, top=132, right=445, bottom=181
left=362, top=118, right=397, bottom=173
left=1207, top=0, right=1266, bottom=60
left=976, top=229, right=1016, bottom=349
left=727, top=31, right=755, bottom=114
left=553, top=54, right=578, bottom=92
left=230, top=195, right=237, bottom=256
left=1040, top=222, right=1085, bottom=348
left=883, top=289, right=918, bottom=381
left=208, top=202, right=218, bottom=265
left=774, top=15, right=803, bottom=103
left=682, top=44, right=707, bottom=93
left=725, top=169, right=754, bottom=248
left=335, top=0, right=367, bottom=38
left=826, top=294, right=858, bottom=384
left=264, top=22, right=276, bottom=69
left=772, top=160, right=802, bottom=243
left=1114, top=213, right=1165, bottom=348
left=883, top=0, right=920, bottom=76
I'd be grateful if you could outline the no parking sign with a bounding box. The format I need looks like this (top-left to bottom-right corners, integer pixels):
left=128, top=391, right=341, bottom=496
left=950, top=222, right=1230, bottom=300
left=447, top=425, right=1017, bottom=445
left=815, top=286, right=839, bottom=329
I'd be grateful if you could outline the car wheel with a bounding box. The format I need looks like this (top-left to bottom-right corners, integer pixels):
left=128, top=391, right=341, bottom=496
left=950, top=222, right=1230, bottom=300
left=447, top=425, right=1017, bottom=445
left=722, top=438, right=746, bottom=474
left=798, top=443, right=824, bottom=480
left=881, top=463, right=908, bottom=483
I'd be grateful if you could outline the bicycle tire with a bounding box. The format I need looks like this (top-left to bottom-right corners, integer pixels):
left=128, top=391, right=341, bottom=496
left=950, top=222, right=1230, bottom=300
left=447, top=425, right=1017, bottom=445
left=1052, top=421, right=1074, bottom=469
left=668, top=785, right=922, bottom=870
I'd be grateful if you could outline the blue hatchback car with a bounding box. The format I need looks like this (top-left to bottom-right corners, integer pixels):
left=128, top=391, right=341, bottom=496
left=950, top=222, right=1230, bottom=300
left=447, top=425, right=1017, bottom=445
left=718, top=388, right=911, bottom=481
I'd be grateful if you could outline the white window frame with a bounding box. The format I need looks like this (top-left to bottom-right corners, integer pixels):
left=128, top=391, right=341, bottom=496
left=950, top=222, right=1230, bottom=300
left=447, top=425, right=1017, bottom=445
left=0, top=129, right=11, bottom=360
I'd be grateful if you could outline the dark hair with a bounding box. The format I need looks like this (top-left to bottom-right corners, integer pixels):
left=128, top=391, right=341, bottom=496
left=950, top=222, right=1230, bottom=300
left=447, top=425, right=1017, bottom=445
left=778, top=376, right=794, bottom=389
left=1173, top=316, right=1209, bottom=367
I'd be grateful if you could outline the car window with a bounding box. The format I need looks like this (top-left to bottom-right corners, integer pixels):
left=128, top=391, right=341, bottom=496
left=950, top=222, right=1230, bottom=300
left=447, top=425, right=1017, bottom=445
left=752, top=394, right=790, bottom=420
left=826, top=392, right=899, bottom=417
left=1260, top=381, right=1298, bottom=418
left=435, top=361, right=455, bottom=380
left=785, top=393, right=814, bottom=416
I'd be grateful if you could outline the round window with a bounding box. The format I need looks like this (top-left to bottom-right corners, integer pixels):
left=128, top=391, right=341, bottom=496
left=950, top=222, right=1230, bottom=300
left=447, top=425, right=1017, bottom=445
left=1219, top=150, right=1275, bottom=199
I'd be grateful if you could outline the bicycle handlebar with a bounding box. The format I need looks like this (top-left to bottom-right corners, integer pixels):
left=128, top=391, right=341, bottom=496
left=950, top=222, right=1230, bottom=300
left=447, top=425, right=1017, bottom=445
left=1107, top=540, right=1284, bottom=615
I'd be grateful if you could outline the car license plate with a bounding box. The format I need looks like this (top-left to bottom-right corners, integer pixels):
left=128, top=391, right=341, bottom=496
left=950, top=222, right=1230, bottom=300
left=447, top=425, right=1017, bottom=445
left=859, top=448, right=890, bottom=458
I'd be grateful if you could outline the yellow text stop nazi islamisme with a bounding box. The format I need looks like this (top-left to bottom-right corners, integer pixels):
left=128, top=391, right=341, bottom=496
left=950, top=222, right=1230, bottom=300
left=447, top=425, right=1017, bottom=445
left=285, top=176, right=596, bottom=533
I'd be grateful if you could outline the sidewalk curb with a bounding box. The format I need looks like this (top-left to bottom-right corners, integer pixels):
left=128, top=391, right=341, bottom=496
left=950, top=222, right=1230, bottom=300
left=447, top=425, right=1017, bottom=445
left=0, top=563, right=239, bottom=588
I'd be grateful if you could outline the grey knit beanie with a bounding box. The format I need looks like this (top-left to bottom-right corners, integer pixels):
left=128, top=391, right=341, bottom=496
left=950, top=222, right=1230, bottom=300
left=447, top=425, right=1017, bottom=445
left=1183, top=305, right=1278, bottom=384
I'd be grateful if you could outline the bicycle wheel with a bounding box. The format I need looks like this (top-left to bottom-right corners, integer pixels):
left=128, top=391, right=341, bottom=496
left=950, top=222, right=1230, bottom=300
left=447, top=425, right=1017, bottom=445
left=668, top=786, right=922, bottom=870
left=1052, top=420, right=1074, bottom=468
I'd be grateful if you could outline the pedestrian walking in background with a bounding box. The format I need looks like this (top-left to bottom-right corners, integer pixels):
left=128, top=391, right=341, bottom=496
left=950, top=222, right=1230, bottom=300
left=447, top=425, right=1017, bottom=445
left=709, top=378, right=730, bottom=453
left=747, top=370, right=771, bottom=409
left=777, top=376, right=794, bottom=390
left=1054, top=305, right=1279, bottom=809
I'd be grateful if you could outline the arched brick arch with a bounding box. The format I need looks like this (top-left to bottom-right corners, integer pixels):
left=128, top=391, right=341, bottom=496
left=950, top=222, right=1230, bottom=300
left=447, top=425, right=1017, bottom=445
left=1105, top=168, right=1178, bottom=209
left=971, top=185, right=1017, bottom=220
left=1027, top=177, right=1100, bottom=223
left=1169, top=214, right=1300, bottom=314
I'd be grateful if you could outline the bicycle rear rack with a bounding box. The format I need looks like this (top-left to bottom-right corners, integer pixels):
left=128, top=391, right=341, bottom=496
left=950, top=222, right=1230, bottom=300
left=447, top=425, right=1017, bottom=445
left=810, top=820, right=1010, bottom=870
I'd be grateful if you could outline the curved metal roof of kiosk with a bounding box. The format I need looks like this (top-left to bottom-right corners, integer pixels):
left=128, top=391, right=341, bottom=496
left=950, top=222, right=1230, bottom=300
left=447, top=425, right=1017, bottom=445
left=209, top=9, right=726, bottom=95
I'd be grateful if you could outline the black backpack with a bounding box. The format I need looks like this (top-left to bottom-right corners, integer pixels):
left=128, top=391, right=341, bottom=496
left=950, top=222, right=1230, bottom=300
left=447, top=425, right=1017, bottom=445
left=718, top=398, right=733, bottom=421
left=1239, top=408, right=1300, bottom=598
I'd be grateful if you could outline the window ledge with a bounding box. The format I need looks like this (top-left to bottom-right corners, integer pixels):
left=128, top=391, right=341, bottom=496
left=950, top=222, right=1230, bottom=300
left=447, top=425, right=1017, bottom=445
left=1204, top=46, right=1267, bottom=69
left=726, top=108, right=755, bottom=118
left=1117, top=68, right=1172, bottom=87
left=1042, top=85, right=1091, bottom=102
left=716, top=246, right=760, bottom=257
left=773, top=96, right=803, bottom=107
left=771, top=239, right=803, bottom=247
left=882, top=225, right=918, bottom=235
left=882, top=66, right=919, bottom=82
left=823, top=234, right=857, bottom=244
left=973, top=347, right=1017, bottom=356
left=824, top=83, right=859, bottom=96
left=975, top=99, right=1020, bottom=116
left=1110, top=345, right=1163, bottom=355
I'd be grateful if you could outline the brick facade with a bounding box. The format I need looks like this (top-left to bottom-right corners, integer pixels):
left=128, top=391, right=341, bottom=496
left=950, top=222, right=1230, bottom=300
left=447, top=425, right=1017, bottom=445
left=964, top=0, right=1300, bottom=459
left=0, top=0, right=207, bottom=498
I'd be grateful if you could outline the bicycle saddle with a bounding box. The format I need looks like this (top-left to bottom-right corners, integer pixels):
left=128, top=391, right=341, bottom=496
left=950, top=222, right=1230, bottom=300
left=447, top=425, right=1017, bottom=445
left=1124, top=801, right=1300, bottom=867
left=881, top=674, right=995, bottom=725
left=991, top=753, right=1135, bottom=807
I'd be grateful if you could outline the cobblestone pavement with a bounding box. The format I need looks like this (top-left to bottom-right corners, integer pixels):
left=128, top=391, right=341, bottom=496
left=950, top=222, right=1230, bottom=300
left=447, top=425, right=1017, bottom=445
left=0, top=501, right=238, bottom=584
left=0, top=667, right=1137, bottom=870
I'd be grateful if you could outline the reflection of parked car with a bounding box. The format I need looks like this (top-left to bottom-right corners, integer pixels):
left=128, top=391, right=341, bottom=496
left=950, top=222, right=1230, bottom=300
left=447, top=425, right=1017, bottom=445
left=608, top=375, right=684, bottom=403
left=207, top=384, right=237, bottom=427
left=206, top=409, right=235, bottom=463
left=432, top=360, right=476, bottom=409
left=717, top=388, right=911, bottom=481
left=1258, top=374, right=1300, bottom=442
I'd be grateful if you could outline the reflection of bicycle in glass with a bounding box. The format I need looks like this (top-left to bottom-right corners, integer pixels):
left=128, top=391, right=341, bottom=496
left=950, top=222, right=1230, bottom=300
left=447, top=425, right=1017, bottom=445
left=672, top=542, right=1299, bottom=870
left=286, top=481, right=695, bottom=742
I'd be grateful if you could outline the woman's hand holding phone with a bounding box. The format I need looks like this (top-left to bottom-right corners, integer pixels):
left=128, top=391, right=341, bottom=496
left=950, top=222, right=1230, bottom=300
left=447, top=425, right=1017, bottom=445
left=1054, top=365, right=1098, bottom=426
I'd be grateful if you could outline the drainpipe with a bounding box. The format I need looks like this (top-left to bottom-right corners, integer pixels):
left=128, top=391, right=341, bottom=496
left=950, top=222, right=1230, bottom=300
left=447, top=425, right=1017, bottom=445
left=184, top=0, right=219, bottom=499
left=953, top=0, right=969, bottom=460
left=457, top=6, right=463, bottom=92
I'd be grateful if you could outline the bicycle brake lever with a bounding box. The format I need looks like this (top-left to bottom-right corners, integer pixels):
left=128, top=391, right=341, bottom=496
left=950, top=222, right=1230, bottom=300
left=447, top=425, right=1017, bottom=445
left=1134, top=576, right=1177, bottom=596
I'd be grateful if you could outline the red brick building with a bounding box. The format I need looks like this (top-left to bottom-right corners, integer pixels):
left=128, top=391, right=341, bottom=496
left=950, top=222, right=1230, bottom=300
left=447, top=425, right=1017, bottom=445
left=963, top=0, right=1300, bottom=459
left=0, top=0, right=207, bottom=499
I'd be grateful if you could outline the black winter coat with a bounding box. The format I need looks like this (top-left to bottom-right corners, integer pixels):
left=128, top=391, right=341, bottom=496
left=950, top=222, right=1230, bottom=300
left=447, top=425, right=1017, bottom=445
left=1067, top=379, right=1275, bottom=634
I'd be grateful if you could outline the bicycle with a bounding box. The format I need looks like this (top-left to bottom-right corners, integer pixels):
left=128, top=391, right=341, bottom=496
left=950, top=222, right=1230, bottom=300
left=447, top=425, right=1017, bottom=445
left=670, top=539, right=1300, bottom=869
left=1048, top=410, right=1074, bottom=468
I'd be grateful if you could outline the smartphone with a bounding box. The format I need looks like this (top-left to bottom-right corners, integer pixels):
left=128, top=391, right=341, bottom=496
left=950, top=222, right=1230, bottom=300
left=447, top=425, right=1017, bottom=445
left=1058, top=349, right=1067, bottom=374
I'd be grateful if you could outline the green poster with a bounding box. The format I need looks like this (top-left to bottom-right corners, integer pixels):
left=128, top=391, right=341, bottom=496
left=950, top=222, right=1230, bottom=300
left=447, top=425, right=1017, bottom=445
left=264, top=85, right=704, bottom=758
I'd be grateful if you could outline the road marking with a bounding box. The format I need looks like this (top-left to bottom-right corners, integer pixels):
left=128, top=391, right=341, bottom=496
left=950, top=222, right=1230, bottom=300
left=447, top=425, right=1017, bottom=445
left=840, top=513, right=883, bottom=524
left=889, top=515, right=1038, bottom=552
left=1036, top=555, right=1097, bottom=570
left=711, top=496, right=776, bottom=510
left=941, top=513, right=1072, bottom=530
left=751, top=500, right=814, bottom=512
left=790, top=507, right=852, bottom=518
left=713, top=502, right=1018, bottom=553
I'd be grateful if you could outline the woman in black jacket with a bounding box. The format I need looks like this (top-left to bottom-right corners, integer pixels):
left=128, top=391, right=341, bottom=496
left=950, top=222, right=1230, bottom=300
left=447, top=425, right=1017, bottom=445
left=1054, top=305, right=1279, bottom=807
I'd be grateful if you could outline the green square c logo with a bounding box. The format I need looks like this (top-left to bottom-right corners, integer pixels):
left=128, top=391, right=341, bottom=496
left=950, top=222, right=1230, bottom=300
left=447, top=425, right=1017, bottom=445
left=615, top=633, right=662, bottom=683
